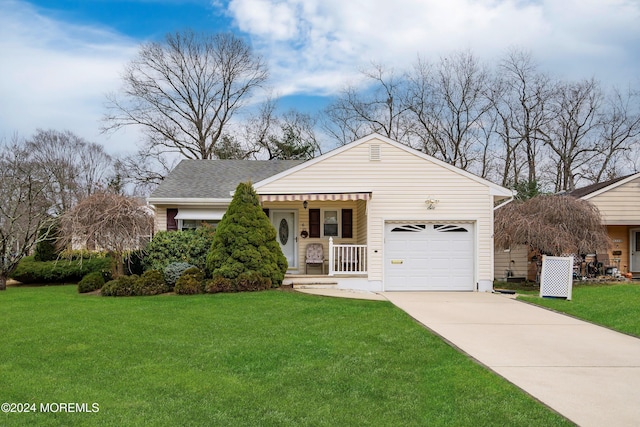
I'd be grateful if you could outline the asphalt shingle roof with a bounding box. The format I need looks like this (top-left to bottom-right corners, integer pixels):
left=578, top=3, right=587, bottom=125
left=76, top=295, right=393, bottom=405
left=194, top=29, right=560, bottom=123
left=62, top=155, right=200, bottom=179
left=149, top=159, right=304, bottom=199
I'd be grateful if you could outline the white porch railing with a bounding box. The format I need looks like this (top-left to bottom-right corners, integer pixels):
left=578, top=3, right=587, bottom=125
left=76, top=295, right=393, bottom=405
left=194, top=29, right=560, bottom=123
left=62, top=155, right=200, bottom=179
left=328, top=237, right=367, bottom=275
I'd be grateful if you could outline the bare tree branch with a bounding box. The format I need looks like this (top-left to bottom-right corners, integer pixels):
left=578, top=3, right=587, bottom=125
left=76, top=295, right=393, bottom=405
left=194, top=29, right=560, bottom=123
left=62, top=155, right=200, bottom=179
left=103, top=30, right=268, bottom=160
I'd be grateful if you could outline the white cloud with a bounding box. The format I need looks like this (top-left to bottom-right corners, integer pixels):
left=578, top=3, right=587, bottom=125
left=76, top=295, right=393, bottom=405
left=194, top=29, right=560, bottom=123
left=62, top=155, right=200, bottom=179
left=0, top=0, right=139, bottom=154
left=226, top=0, right=640, bottom=96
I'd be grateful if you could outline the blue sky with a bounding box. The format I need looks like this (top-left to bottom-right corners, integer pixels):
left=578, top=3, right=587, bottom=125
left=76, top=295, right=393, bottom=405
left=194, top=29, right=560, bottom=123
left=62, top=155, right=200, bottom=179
left=1, top=0, right=639, bottom=155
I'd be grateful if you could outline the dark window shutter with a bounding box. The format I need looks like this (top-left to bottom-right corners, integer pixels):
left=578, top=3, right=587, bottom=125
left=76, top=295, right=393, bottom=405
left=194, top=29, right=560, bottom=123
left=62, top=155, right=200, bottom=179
left=309, top=209, right=321, bottom=238
left=342, top=209, right=353, bottom=238
left=166, top=208, right=178, bottom=231
left=263, top=208, right=270, bottom=218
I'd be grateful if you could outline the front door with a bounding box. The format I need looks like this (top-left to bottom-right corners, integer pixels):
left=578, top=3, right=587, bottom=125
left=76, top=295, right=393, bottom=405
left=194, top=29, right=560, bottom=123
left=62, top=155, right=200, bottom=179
left=272, top=211, right=297, bottom=269
left=631, top=229, right=640, bottom=272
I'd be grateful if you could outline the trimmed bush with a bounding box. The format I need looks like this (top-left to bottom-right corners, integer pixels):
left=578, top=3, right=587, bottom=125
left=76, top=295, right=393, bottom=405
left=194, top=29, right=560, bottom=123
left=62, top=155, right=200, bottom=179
left=78, top=272, right=105, bottom=294
left=206, top=182, right=287, bottom=288
left=235, top=271, right=272, bottom=292
left=134, top=270, right=168, bottom=296
left=101, top=275, right=139, bottom=297
left=58, top=249, right=109, bottom=261
left=205, top=276, right=235, bottom=294
left=164, top=262, right=195, bottom=289
left=143, top=226, right=216, bottom=272
left=10, top=256, right=113, bottom=284
left=174, top=267, right=205, bottom=295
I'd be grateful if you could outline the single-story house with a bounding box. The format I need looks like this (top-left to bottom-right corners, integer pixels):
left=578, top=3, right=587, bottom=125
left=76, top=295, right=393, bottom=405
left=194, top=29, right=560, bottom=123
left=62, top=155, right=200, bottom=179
left=149, top=133, right=513, bottom=291
left=570, top=173, right=640, bottom=278
left=494, top=172, right=640, bottom=281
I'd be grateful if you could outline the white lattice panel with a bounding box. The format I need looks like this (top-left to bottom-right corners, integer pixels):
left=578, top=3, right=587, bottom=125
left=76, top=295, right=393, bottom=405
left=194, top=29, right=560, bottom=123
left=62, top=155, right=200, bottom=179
left=540, top=255, right=573, bottom=300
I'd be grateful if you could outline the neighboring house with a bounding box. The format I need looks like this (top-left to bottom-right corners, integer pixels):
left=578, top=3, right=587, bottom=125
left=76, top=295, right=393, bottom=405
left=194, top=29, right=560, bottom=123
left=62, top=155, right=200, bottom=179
left=569, top=172, right=640, bottom=278
left=493, top=172, right=640, bottom=281
left=149, top=133, right=513, bottom=292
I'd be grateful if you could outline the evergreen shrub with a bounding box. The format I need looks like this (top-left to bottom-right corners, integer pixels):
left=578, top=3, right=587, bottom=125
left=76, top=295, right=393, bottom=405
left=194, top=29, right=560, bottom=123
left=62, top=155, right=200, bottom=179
left=174, top=267, right=205, bottom=295
left=205, top=276, right=235, bottom=293
left=124, top=249, right=146, bottom=276
left=77, top=271, right=105, bottom=293
left=143, top=226, right=215, bottom=271
left=164, top=262, right=195, bottom=289
left=34, top=223, right=60, bottom=262
left=236, top=271, right=272, bottom=292
left=206, top=182, right=287, bottom=289
left=100, top=275, right=139, bottom=297
left=10, top=256, right=112, bottom=284
left=134, top=270, right=168, bottom=296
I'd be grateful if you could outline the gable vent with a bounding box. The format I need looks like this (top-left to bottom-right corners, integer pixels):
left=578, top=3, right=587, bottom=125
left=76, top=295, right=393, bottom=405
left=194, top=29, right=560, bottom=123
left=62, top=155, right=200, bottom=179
left=369, top=144, right=381, bottom=161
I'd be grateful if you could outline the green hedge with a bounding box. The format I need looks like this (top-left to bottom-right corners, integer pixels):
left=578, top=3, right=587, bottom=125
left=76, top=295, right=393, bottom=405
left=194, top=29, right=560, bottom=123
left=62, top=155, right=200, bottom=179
left=10, top=256, right=113, bottom=284
left=143, top=227, right=215, bottom=272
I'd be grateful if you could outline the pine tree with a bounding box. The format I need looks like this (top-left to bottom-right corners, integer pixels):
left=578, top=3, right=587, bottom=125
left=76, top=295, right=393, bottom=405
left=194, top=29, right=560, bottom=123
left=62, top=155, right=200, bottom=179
left=206, top=182, right=287, bottom=287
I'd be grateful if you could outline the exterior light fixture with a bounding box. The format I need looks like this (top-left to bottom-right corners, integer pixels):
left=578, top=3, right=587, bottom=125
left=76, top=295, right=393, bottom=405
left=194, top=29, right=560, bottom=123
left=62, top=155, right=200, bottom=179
left=303, top=200, right=308, bottom=209
left=425, top=197, right=439, bottom=210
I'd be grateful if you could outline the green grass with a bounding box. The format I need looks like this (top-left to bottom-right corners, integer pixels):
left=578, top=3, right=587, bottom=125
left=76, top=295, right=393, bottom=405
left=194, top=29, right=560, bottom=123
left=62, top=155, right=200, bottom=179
left=518, top=283, right=640, bottom=337
left=1, top=286, right=571, bottom=426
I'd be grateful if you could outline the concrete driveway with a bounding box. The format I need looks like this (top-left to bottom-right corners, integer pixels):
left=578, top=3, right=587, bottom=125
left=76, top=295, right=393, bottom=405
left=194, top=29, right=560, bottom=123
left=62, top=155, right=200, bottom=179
left=382, top=292, right=640, bottom=427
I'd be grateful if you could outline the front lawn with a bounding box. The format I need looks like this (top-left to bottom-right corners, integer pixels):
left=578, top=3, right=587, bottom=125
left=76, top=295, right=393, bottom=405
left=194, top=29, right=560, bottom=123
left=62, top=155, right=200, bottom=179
left=1, top=286, right=570, bottom=426
left=518, top=283, right=640, bottom=337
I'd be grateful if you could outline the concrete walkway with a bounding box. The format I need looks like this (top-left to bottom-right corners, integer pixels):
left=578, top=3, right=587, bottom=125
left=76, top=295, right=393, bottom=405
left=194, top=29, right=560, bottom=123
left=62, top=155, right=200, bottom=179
left=381, top=292, right=640, bottom=427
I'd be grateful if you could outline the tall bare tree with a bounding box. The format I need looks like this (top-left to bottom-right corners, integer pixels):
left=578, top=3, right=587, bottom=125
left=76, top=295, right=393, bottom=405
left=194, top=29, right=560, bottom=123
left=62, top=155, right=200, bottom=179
left=103, top=30, right=268, bottom=160
left=0, top=140, right=56, bottom=290
left=589, top=86, right=640, bottom=182
left=323, top=63, right=413, bottom=145
left=547, top=79, right=602, bottom=191
left=26, top=129, right=113, bottom=214
left=495, top=48, right=557, bottom=188
left=408, top=51, right=492, bottom=171
left=114, top=145, right=178, bottom=196
left=240, top=97, right=321, bottom=160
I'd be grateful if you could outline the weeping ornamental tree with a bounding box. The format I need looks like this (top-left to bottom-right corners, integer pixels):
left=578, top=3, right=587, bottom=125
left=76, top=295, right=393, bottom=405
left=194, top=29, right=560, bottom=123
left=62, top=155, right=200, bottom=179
left=206, top=182, right=287, bottom=287
left=494, top=195, right=611, bottom=256
left=58, top=192, right=154, bottom=277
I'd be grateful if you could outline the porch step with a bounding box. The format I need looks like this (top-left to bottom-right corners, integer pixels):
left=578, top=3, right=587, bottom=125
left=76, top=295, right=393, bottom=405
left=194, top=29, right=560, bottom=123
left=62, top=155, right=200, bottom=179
left=283, top=276, right=338, bottom=289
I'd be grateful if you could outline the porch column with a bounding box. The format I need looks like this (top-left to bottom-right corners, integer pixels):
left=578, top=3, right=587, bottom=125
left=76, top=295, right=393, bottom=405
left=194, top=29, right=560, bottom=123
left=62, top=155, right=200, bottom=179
left=328, top=237, right=335, bottom=276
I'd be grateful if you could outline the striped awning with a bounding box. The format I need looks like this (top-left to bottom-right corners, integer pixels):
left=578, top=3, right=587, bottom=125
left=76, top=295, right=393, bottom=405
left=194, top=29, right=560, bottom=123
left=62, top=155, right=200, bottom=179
left=259, top=192, right=371, bottom=202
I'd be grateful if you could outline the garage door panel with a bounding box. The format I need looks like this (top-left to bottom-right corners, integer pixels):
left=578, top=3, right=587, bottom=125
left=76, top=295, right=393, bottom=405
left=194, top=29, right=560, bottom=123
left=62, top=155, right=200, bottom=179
left=385, top=222, right=474, bottom=291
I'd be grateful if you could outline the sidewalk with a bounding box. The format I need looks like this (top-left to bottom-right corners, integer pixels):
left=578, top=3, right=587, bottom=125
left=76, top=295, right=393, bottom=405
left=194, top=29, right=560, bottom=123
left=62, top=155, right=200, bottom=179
left=381, top=292, right=640, bottom=427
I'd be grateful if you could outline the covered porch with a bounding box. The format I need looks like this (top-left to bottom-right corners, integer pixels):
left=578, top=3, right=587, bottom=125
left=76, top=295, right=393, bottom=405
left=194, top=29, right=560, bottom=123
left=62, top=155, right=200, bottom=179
left=259, top=192, right=370, bottom=278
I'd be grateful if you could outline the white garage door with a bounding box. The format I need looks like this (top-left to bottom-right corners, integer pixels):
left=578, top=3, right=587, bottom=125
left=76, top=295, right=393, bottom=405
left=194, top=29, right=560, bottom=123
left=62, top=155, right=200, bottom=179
left=384, top=222, right=475, bottom=291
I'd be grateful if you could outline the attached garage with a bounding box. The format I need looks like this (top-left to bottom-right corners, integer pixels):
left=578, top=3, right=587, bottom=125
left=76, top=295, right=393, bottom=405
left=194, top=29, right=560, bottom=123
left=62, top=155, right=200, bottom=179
left=384, top=222, right=475, bottom=291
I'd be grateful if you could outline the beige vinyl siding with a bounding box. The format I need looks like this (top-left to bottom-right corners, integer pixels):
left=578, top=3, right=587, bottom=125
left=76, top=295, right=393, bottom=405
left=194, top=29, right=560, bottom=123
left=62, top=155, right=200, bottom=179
left=494, top=244, right=529, bottom=280
left=356, top=199, right=367, bottom=245
left=257, top=137, right=495, bottom=283
left=587, top=177, right=640, bottom=225
left=155, top=206, right=168, bottom=232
